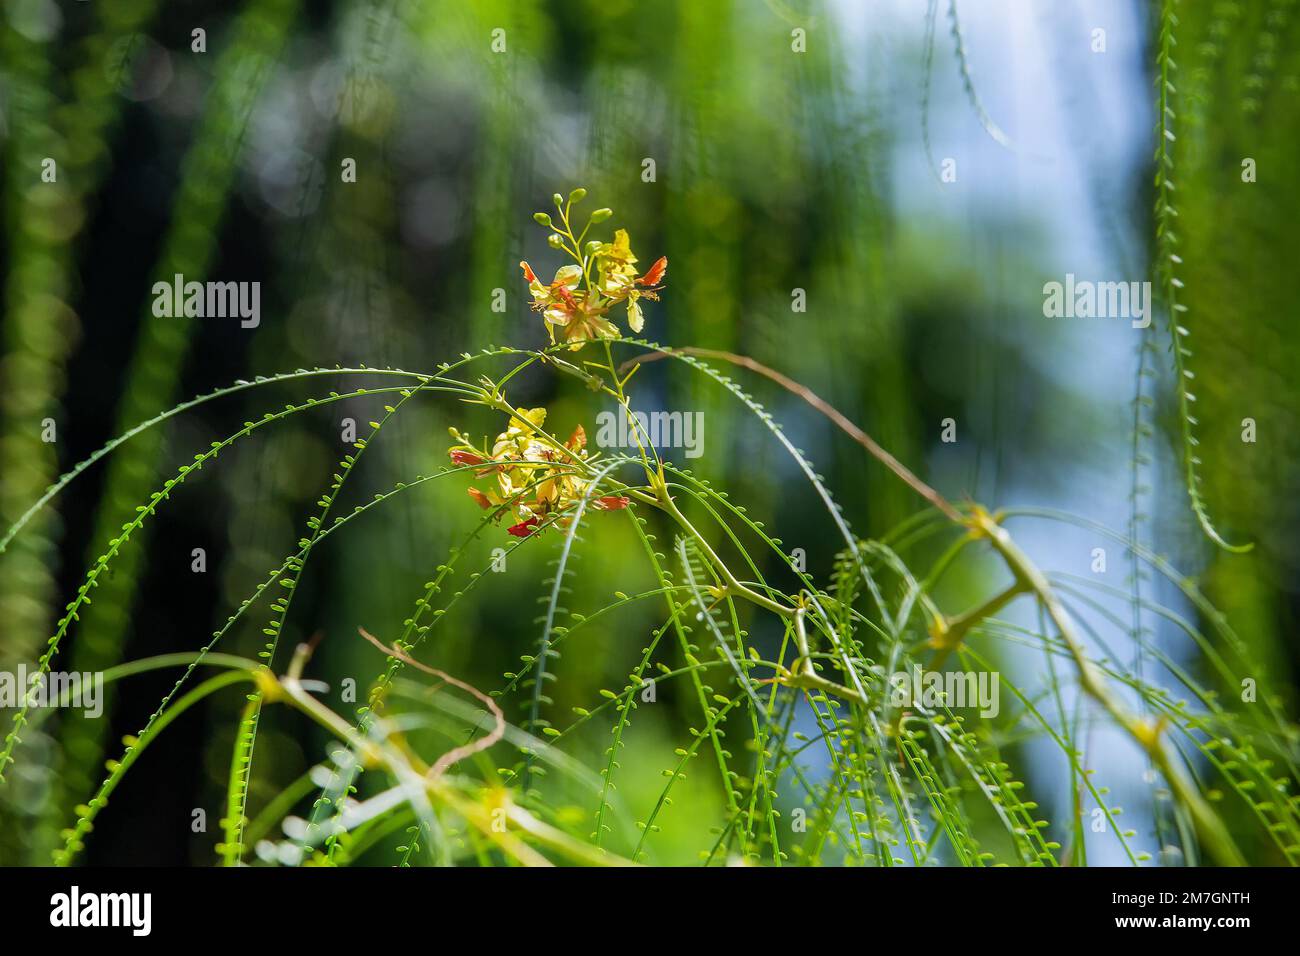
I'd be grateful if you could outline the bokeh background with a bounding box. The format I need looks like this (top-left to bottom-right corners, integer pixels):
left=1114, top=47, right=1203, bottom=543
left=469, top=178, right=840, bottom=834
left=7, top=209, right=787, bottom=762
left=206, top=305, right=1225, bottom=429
left=1, top=0, right=1297, bottom=865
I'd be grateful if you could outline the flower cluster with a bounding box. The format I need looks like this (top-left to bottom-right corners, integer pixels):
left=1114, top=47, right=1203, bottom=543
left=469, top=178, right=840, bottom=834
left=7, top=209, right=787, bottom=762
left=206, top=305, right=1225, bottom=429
left=448, top=407, right=629, bottom=537
left=520, top=189, right=666, bottom=349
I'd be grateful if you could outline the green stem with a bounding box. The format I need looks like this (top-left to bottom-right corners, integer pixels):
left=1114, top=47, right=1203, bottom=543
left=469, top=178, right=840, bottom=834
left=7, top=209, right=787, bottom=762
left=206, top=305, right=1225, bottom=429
left=972, top=508, right=1245, bottom=867
left=652, top=477, right=793, bottom=619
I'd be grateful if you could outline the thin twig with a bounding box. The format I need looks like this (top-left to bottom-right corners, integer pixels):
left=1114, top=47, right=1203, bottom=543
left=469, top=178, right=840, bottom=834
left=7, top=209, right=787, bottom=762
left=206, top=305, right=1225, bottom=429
left=358, top=627, right=505, bottom=779
left=620, top=346, right=964, bottom=523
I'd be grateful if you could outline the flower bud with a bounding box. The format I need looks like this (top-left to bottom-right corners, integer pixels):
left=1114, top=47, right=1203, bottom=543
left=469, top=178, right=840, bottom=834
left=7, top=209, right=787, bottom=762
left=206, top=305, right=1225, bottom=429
left=547, top=233, right=566, bottom=249
left=569, top=187, right=588, bottom=203
left=590, top=207, right=613, bottom=223
left=533, top=212, right=552, bottom=226
left=553, top=193, right=564, bottom=208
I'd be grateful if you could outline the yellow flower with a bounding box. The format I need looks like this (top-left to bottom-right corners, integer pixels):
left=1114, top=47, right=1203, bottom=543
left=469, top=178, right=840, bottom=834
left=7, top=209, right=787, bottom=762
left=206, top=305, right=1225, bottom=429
left=596, top=228, right=639, bottom=279
left=522, top=208, right=666, bottom=346
left=521, top=261, right=617, bottom=349
left=521, top=262, right=582, bottom=329
left=449, top=410, right=628, bottom=537
left=595, top=232, right=665, bottom=335
left=559, top=297, right=620, bottom=347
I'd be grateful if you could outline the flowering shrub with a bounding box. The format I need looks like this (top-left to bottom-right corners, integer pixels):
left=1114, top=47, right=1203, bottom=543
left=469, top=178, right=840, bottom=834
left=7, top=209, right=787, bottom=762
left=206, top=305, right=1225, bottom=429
left=521, top=190, right=666, bottom=348
left=1, top=191, right=1291, bottom=872
left=448, top=408, right=628, bottom=537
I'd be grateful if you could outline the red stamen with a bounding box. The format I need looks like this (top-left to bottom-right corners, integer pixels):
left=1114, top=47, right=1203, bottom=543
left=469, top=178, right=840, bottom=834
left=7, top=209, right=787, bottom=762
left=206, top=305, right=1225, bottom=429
left=554, top=284, right=579, bottom=310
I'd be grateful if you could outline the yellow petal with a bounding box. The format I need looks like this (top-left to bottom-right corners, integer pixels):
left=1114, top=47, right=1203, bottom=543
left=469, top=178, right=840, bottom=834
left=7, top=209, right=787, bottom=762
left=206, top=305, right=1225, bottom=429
left=611, top=229, right=637, bottom=265
left=552, top=264, right=583, bottom=288
left=517, top=407, right=547, bottom=429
